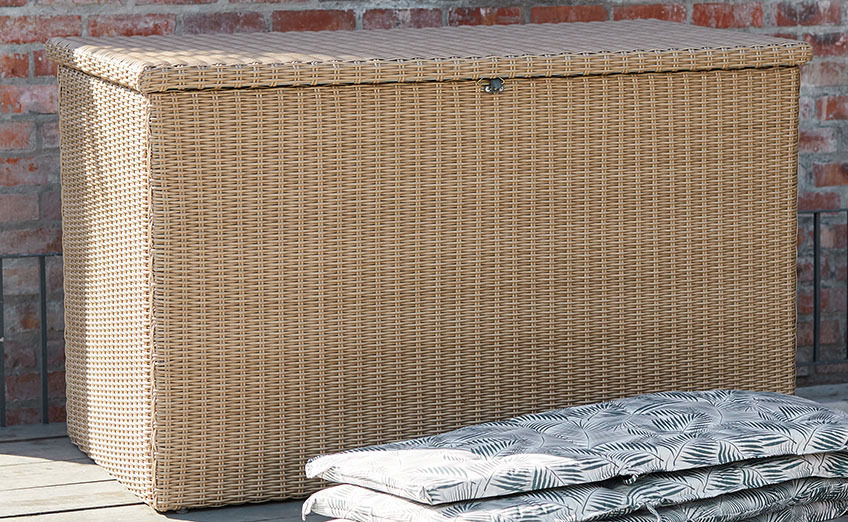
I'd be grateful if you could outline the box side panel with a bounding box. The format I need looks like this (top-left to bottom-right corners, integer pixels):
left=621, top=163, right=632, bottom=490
left=58, top=66, right=154, bottom=502
left=148, top=66, right=799, bottom=509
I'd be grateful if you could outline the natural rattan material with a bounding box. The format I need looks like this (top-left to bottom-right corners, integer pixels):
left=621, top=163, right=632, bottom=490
left=52, top=21, right=807, bottom=511
left=46, top=20, right=811, bottom=94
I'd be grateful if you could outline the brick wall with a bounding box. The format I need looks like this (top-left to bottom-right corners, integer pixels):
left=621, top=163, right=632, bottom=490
left=0, top=1, right=846, bottom=423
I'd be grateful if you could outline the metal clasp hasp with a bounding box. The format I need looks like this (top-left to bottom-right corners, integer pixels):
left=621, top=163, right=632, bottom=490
left=481, top=77, right=505, bottom=94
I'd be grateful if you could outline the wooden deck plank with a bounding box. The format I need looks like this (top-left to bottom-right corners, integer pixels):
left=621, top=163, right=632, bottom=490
left=0, top=458, right=114, bottom=491
left=0, top=438, right=89, bottom=467
left=0, top=426, right=326, bottom=521
left=0, top=481, right=143, bottom=517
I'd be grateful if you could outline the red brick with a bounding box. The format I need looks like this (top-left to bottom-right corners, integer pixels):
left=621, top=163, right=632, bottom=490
left=6, top=373, right=39, bottom=402
left=0, top=156, right=57, bottom=187
left=802, top=60, right=848, bottom=86
left=0, top=227, right=62, bottom=255
left=815, top=163, right=848, bottom=186
left=0, top=16, right=82, bottom=44
left=777, top=1, right=840, bottom=26
left=821, top=223, right=848, bottom=248
left=804, top=32, right=848, bottom=56
left=47, top=300, right=64, bottom=332
left=3, top=340, right=37, bottom=371
left=230, top=0, right=308, bottom=3
left=40, top=120, right=59, bottom=149
left=822, top=285, right=847, bottom=312
left=48, top=339, right=65, bottom=368
left=33, top=50, right=58, bottom=77
left=800, top=96, right=815, bottom=120
left=817, top=96, right=848, bottom=119
left=448, top=7, right=523, bottom=26
left=799, top=190, right=841, bottom=210
left=0, top=53, right=28, bottom=79
left=89, top=14, right=176, bottom=37
left=798, top=319, right=814, bottom=346
left=821, top=319, right=841, bottom=344
left=184, top=12, right=266, bottom=34
left=40, top=190, right=61, bottom=221
left=363, top=9, right=442, bottom=30
left=798, top=259, right=813, bottom=282
left=799, top=128, right=838, bottom=154
left=47, top=259, right=63, bottom=294
left=39, top=0, right=119, bottom=4
left=48, top=404, right=66, bottom=423
left=48, top=370, right=65, bottom=399
left=6, top=408, right=39, bottom=426
left=693, top=3, right=763, bottom=28
left=136, top=0, right=213, bottom=4
left=0, top=194, right=39, bottom=223
left=0, top=85, right=58, bottom=115
left=0, top=121, right=34, bottom=151
left=799, top=223, right=810, bottom=249
left=1, top=258, right=38, bottom=295
left=531, top=5, right=608, bottom=23
left=613, top=4, right=686, bottom=22
left=0, top=0, right=25, bottom=5
left=799, top=287, right=814, bottom=315
left=271, top=10, right=355, bottom=32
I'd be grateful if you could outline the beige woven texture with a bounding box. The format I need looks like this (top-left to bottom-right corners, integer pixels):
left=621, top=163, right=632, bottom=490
left=52, top=21, right=808, bottom=511
left=47, top=20, right=811, bottom=93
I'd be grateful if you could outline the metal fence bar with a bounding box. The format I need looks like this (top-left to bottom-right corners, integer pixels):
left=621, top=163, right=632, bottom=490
left=0, top=257, right=5, bottom=428
left=38, top=256, right=48, bottom=424
left=814, top=211, right=821, bottom=363
left=0, top=253, right=61, bottom=426
left=798, top=209, right=848, bottom=368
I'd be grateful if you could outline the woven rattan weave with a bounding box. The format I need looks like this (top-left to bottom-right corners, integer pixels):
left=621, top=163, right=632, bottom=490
left=48, top=20, right=811, bottom=511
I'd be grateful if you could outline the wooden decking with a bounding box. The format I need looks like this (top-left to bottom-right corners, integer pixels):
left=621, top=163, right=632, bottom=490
left=0, top=424, right=326, bottom=521
left=3, top=385, right=848, bottom=521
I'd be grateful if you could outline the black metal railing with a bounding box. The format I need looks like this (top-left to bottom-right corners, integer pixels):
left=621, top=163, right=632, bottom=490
left=0, top=252, right=62, bottom=427
left=798, top=209, right=848, bottom=369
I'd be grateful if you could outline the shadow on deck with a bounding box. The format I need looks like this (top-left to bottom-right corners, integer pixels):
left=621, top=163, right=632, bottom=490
left=0, top=423, right=328, bottom=521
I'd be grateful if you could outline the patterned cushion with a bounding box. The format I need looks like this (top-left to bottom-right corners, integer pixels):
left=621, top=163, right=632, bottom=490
left=304, top=452, right=848, bottom=522
left=306, top=390, right=848, bottom=504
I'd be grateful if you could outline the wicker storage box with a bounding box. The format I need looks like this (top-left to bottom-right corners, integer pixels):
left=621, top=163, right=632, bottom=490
left=46, top=21, right=811, bottom=511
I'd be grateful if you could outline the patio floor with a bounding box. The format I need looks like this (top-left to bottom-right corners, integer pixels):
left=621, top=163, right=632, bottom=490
left=0, top=423, right=328, bottom=521
left=4, top=384, right=848, bottom=521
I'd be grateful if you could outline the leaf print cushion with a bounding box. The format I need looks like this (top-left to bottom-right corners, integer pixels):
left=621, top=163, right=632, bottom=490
left=306, top=390, right=848, bottom=504
left=303, top=451, right=848, bottom=522
left=741, top=500, right=848, bottom=522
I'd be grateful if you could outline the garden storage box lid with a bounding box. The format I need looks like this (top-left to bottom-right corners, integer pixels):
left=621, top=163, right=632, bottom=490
left=45, top=19, right=812, bottom=94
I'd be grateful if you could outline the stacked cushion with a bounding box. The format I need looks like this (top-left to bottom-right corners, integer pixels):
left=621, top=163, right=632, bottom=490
left=303, top=390, right=848, bottom=521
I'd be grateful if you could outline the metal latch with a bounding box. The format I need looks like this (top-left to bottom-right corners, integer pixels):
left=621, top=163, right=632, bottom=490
left=482, top=78, right=505, bottom=94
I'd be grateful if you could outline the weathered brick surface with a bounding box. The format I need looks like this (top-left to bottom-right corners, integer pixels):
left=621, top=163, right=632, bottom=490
left=0, top=0, right=847, bottom=422
left=0, top=53, right=28, bottom=79
left=184, top=12, right=265, bottom=34
left=530, top=5, right=608, bottom=23
left=448, top=7, right=523, bottom=25
left=271, top=10, right=355, bottom=32
left=614, top=4, right=686, bottom=22
left=692, top=2, right=763, bottom=28
left=88, top=14, right=176, bottom=37
left=804, top=32, right=848, bottom=56
left=777, top=1, right=841, bottom=26
left=362, top=9, right=441, bottom=30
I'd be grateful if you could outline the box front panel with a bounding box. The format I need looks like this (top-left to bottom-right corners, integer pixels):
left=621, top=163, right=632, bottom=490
left=148, top=66, right=799, bottom=509
left=57, top=66, right=154, bottom=501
